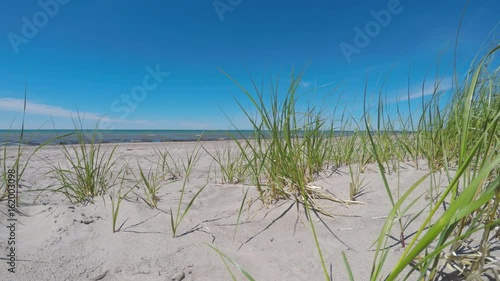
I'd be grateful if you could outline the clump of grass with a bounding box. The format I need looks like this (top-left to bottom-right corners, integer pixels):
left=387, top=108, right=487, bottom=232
left=204, top=141, right=248, bottom=184
left=179, top=143, right=202, bottom=181
left=222, top=69, right=356, bottom=280
left=41, top=123, right=122, bottom=204
left=154, top=147, right=182, bottom=181
left=136, top=163, right=166, bottom=209
left=223, top=69, right=342, bottom=210
left=348, top=164, right=367, bottom=201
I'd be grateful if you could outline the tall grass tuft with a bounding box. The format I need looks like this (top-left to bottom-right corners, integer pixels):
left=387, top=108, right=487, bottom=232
left=222, top=69, right=351, bottom=280
left=41, top=122, right=123, bottom=204
left=222, top=69, right=342, bottom=210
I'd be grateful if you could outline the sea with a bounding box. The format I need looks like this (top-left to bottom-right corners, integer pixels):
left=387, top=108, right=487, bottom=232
left=0, top=130, right=257, bottom=146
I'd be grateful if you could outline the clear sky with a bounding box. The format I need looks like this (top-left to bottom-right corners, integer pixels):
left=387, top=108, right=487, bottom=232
left=0, top=0, right=499, bottom=130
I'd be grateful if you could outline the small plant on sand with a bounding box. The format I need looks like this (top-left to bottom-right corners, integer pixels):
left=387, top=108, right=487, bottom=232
left=110, top=188, right=125, bottom=233
left=42, top=122, right=122, bottom=204
left=136, top=163, right=166, bottom=209
left=348, top=164, right=367, bottom=201
left=170, top=141, right=207, bottom=237
left=180, top=143, right=202, bottom=181
left=154, top=147, right=182, bottom=180
left=204, top=141, right=248, bottom=184
left=110, top=170, right=134, bottom=233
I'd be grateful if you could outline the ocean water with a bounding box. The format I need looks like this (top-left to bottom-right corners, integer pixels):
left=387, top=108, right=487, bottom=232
left=0, top=130, right=257, bottom=146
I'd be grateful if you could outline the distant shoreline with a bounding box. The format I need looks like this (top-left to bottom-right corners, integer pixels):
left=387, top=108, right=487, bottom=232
left=0, top=130, right=254, bottom=146
left=0, top=129, right=407, bottom=146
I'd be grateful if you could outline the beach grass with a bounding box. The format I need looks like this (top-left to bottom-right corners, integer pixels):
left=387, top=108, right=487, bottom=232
left=154, top=147, right=182, bottom=181
left=170, top=140, right=208, bottom=237
left=208, top=244, right=256, bottom=281
left=348, top=164, right=367, bottom=201
left=369, top=44, right=500, bottom=280
left=137, top=163, right=166, bottom=209
left=204, top=141, right=248, bottom=184
left=222, top=68, right=361, bottom=280
left=208, top=42, right=499, bottom=280
left=39, top=122, right=123, bottom=204
left=222, top=68, right=343, bottom=210
left=0, top=88, right=71, bottom=204
left=110, top=169, right=134, bottom=233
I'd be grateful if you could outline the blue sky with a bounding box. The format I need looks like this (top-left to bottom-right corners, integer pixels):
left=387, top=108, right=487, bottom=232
left=0, top=0, right=499, bottom=130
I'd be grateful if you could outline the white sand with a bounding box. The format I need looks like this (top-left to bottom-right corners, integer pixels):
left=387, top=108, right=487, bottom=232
left=0, top=141, right=487, bottom=280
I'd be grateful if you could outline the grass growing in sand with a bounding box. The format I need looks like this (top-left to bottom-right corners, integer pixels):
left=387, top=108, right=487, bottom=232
left=349, top=46, right=499, bottom=280
left=212, top=43, right=500, bottom=280
left=208, top=244, right=256, bottom=281
left=137, top=163, right=167, bottom=209
left=377, top=45, right=500, bottom=281
left=222, top=69, right=345, bottom=209
left=154, top=147, right=182, bottom=181
left=0, top=89, right=70, bottom=205
left=169, top=141, right=208, bottom=238
left=110, top=171, right=134, bottom=233
left=40, top=124, right=123, bottom=204
left=348, top=164, right=367, bottom=201
left=222, top=68, right=363, bottom=280
left=204, top=141, right=248, bottom=184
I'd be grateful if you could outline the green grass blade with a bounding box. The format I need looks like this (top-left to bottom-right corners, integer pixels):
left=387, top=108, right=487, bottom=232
left=342, top=251, right=355, bottom=281
left=207, top=244, right=256, bottom=281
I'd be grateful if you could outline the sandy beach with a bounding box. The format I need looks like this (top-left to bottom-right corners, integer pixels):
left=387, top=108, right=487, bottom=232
left=0, top=140, right=475, bottom=281
left=2, top=1, right=499, bottom=280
